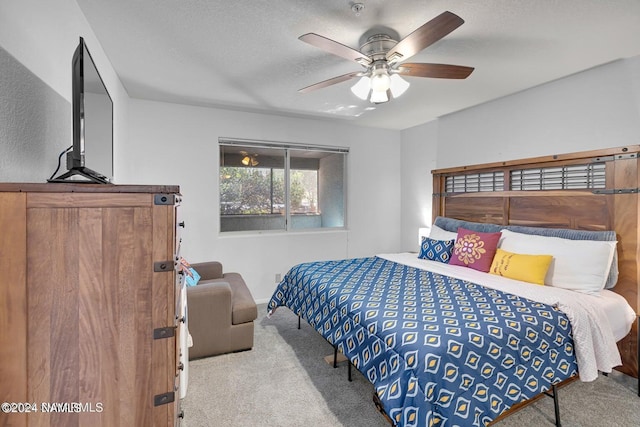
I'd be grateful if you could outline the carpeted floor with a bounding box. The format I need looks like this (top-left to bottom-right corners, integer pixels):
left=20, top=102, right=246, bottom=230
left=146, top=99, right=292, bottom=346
left=181, top=304, right=639, bottom=427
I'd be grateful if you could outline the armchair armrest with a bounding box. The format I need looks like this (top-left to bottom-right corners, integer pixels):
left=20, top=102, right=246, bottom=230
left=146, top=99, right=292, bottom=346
left=187, top=281, right=231, bottom=323
left=191, top=261, right=223, bottom=280
left=186, top=282, right=232, bottom=359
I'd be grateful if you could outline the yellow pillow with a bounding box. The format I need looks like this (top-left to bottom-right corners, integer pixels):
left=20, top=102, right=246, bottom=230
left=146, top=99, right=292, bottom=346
left=489, top=248, right=553, bottom=285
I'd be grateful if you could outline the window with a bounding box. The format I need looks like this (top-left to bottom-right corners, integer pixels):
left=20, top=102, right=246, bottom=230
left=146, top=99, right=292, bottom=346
left=219, top=139, right=347, bottom=232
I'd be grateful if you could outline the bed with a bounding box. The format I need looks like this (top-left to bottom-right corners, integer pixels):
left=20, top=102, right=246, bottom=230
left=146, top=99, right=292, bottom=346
left=267, top=145, right=639, bottom=426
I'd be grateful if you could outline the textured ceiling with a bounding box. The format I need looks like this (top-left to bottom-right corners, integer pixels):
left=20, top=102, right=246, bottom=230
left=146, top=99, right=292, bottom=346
left=76, top=0, right=640, bottom=130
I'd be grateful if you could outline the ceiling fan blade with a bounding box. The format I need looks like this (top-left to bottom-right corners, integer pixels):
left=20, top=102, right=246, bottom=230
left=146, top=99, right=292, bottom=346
left=298, top=72, right=362, bottom=94
left=299, top=33, right=372, bottom=66
left=397, top=63, right=474, bottom=79
left=386, top=11, right=464, bottom=63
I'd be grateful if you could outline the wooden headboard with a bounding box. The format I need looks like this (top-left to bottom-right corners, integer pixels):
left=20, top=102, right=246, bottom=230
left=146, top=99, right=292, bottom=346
left=432, top=145, right=639, bottom=379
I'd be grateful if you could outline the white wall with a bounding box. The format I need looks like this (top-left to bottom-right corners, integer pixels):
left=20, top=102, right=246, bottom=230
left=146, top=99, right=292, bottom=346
left=0, top=44, right=70, bottom=182
left=0, top=0, right=128, bottom=180
left=123, top=99, right=402, bottom=302
left=436, top=57, right=640, bottom=169
left=399, top=120, right=438, bottom=252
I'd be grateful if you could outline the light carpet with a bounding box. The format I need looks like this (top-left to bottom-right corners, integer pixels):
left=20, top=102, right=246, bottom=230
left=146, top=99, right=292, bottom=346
left=181, top=304, right=639, bottom=427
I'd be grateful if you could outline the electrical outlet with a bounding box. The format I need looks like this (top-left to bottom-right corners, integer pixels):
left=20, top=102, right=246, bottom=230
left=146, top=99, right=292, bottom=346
left=275, top=273, right=282, bottom=283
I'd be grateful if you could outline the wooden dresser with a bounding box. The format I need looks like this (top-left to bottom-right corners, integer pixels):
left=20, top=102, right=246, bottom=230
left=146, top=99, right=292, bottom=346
left=0, top=183, right=183, bottom=427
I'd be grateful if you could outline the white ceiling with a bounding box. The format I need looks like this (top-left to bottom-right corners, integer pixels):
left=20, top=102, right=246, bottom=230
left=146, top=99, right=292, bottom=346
left=76, top=0, right=640, bottom=130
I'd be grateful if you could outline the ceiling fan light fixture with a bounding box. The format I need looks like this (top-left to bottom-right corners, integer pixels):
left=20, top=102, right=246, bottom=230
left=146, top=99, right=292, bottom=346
left=370, top=70, right=391, bottom=92
left=370, top=89, right=389, bottom=104
left=389, top=74, right=410, bottom=98
left=350, top=76, right=371, bottom=100
left=241, top=155, right=259, bottom=167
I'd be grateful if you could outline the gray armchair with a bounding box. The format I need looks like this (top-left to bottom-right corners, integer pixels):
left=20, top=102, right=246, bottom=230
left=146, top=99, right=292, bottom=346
left=186, top=261, right=257, bottom=359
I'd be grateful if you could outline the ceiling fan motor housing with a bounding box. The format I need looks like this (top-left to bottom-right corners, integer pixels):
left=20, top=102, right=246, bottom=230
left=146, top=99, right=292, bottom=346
left=360, top=34, right=397, bottom=60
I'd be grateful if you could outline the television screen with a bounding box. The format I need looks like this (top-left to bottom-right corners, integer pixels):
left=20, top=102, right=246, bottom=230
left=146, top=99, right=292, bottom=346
left=81, top=40, right=113, bottom=181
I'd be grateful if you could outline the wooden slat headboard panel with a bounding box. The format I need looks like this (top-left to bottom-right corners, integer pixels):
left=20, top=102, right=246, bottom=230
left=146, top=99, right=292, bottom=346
left=432, top=146, right=639, bottom=378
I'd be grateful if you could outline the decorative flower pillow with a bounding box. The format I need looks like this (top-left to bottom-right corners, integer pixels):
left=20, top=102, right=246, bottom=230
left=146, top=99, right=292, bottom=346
left=418, top=237, right=455, bottom=263
left=449, top=227, right=502, bottom=272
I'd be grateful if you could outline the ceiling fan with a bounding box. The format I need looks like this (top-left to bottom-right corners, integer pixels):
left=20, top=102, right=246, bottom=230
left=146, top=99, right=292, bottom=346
left=298, top=10, right=474, bottom=103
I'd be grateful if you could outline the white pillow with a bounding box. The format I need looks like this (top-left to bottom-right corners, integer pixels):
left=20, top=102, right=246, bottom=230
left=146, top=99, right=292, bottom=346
left=429, top=224, right=458, bottom=241
left=498, top=229, right=617, bottom=295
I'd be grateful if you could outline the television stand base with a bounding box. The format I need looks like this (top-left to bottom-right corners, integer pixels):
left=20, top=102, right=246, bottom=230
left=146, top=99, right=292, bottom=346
left=48, top=167, right=110, bottom=184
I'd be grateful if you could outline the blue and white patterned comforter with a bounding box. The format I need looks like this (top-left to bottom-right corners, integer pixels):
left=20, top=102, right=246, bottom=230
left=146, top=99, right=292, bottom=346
left=268, top=256, right=578, bottom=427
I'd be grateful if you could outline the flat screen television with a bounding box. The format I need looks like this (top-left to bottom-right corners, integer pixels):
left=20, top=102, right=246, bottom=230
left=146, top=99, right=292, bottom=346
left=49, top=37, right=113, bottom=183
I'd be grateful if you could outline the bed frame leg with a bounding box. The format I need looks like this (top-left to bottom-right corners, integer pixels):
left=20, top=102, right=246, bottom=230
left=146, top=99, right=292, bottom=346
left=542, top=383, right=561, bottom=427
left=348, top=361, right=352, bottom=382
left=552, top=384, right=561, bottom=427
left=333, top=346, right=338, bottom=368
left=298, top=315, right=301, bottom=330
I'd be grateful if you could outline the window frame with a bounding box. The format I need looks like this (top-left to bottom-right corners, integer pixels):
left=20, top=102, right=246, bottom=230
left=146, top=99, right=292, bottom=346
left=218, top=138, right=348, bottom=234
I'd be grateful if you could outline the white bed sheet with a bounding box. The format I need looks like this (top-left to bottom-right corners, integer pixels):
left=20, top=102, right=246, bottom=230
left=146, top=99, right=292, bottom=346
left=595, top=289, right=636, bottom=341
left=377, top=252, right=636, bottom=382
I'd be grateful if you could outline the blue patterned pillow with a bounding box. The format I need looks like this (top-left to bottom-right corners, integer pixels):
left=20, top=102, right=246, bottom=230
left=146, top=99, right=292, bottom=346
left=418, top=237, right=455, bottom=263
